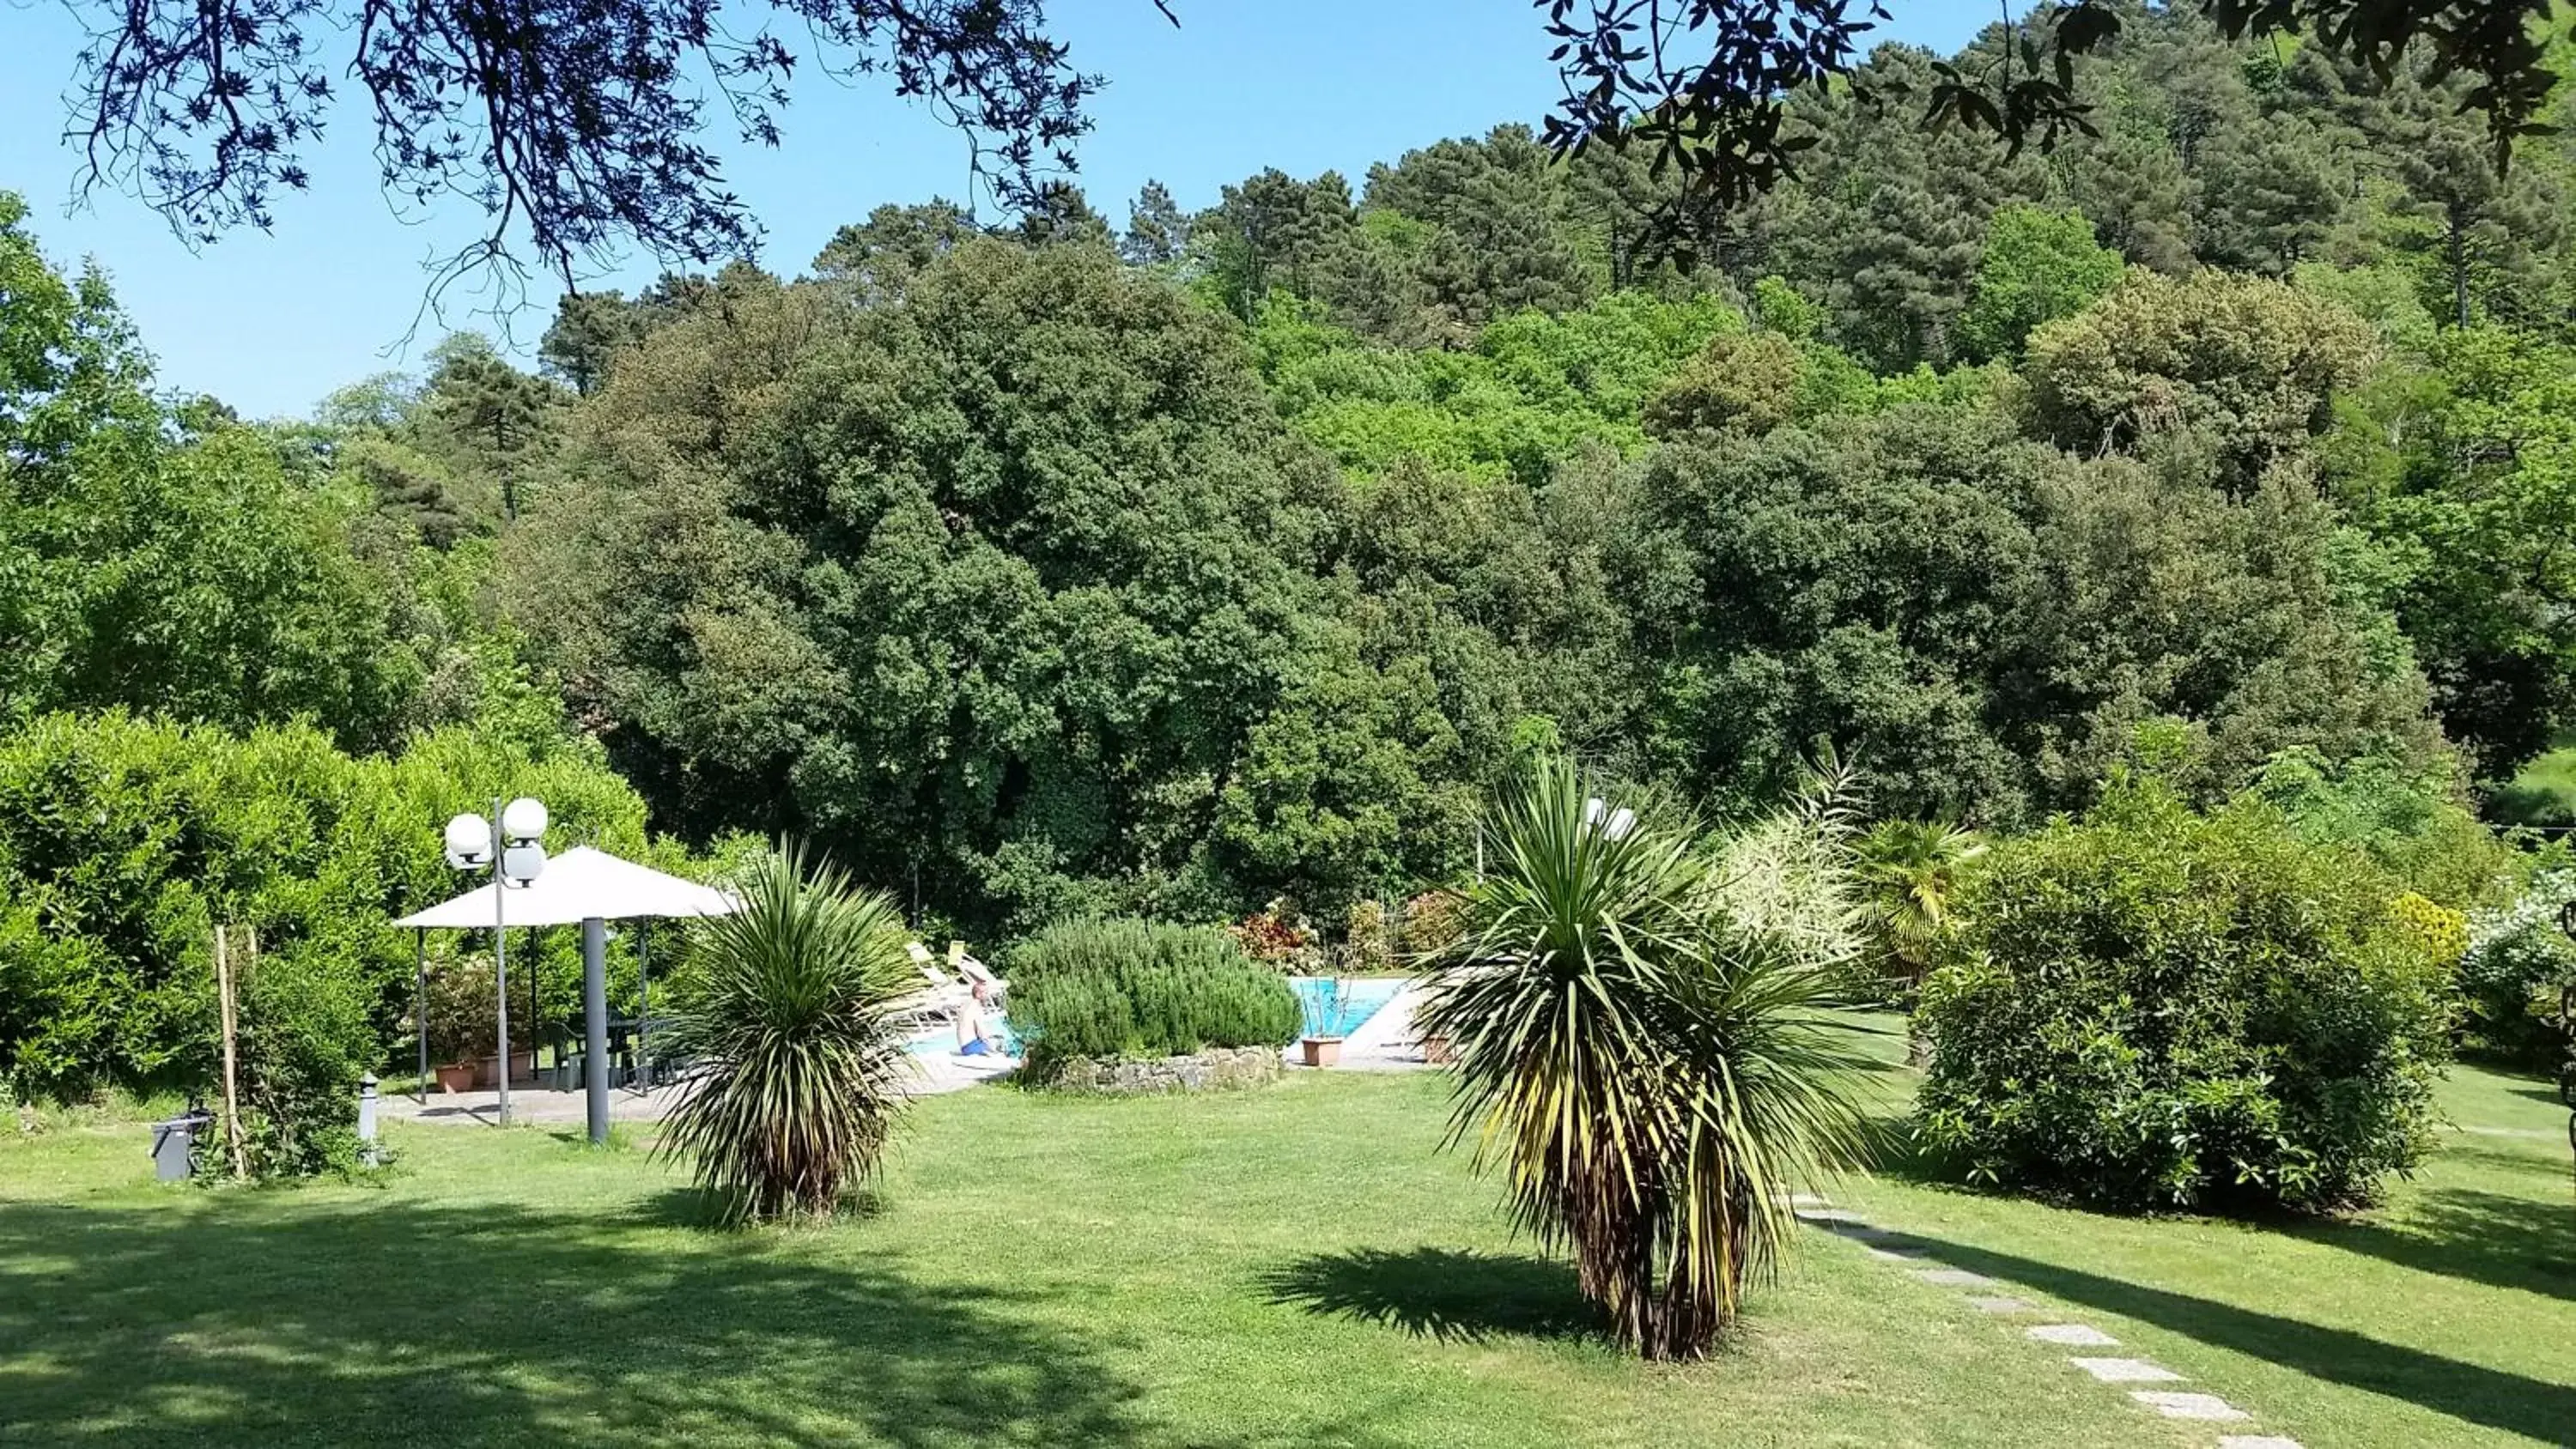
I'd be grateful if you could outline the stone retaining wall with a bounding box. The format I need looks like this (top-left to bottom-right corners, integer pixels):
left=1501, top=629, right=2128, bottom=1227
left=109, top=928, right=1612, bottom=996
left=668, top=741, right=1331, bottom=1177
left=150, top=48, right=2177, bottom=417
left=1038, top=1045, right=1283, bottom=1094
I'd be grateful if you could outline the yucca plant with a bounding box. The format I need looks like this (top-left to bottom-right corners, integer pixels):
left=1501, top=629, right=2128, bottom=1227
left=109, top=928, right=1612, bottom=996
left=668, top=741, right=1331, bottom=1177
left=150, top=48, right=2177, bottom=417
left=1414, top=755, right=1875, bottom=1360
left=657, top=842, right=918, bottom=1223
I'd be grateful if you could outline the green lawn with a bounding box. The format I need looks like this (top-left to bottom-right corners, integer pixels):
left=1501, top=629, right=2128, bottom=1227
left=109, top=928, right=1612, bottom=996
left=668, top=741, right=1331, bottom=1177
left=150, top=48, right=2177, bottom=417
left=3, top=1058, right=2570, bottom=1447
left=2492, top=730, right=2576, bottom=827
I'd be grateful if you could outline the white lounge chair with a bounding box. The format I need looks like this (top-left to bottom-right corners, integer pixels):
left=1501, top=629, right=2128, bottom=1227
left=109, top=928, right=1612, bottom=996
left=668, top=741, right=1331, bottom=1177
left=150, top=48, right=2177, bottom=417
left=946, top=940, right=1008, bottom=1003
left=895, top=943, right=974, bottom=1022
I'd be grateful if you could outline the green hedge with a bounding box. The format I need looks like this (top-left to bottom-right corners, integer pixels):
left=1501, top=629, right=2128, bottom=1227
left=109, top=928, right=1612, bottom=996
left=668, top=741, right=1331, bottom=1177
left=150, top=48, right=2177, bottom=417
left=1915, top=777, right=2452, bottom=1215
left=0, top=711, right=669, bottom=1174
left=1005, top=919, right=1300, bottom=1077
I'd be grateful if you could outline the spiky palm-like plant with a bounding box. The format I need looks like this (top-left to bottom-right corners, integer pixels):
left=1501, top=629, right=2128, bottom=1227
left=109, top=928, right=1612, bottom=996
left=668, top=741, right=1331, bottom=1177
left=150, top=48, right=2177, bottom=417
left=1415, top=755, right=1874, bottom=1360
left=658, top=843, right=918, bottom=1223
left=1854, top=817, right=1985, bottom=992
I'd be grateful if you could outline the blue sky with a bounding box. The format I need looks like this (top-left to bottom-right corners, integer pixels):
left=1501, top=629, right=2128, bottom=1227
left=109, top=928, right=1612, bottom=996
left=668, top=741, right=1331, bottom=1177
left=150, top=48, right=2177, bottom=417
left=1, top=2, right=1989, bottom=418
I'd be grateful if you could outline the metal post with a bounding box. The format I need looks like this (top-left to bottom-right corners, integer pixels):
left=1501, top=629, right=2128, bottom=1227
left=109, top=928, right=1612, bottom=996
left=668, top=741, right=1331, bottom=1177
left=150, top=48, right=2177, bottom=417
left=582, top=916, right=610, bottom=1145
left=636, top=919, right=652, bottom=1090
left=415, top=928, right=428, bottom=1103
left=358, top=1072, right=380, bottom=1166
left=491, top=798, right=511, bottom=1127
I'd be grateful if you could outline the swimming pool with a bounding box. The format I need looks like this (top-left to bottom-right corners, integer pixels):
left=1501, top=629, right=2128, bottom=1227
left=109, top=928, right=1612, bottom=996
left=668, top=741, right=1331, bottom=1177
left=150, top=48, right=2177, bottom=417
left=906, top=976, right=1405, bottom=1059
left=1290, top=976, right=1403, bottom=1040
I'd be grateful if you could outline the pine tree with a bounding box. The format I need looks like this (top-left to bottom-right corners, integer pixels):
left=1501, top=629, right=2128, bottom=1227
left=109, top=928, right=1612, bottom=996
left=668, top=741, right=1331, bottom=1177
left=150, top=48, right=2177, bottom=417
left=538, top=290, right=641, bottom=397
left=1121, top=180, right=1187, bottom=266
left=2196, top=112, right=2348, bottom=275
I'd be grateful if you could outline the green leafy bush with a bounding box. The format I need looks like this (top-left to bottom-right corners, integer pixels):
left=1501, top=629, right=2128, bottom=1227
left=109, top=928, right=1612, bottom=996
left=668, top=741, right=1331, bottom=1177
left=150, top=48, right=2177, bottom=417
left=2250, top=748, right=2520, bottom=910
left=1916, top=778, right=2452, bottom=1214
left=2458, top=871, right=2576, bottom=1066
left=233, top=938, right=374, bottom=1177
left=0, top=710, right=675, bottom=1175
left=1006, top=919, right=1300, bottom=1077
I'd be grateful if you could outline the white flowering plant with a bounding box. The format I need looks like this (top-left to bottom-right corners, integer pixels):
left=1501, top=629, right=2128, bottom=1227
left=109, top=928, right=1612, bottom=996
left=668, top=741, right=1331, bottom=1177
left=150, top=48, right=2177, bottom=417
left=2460, top=870, right=2576, bottom=1064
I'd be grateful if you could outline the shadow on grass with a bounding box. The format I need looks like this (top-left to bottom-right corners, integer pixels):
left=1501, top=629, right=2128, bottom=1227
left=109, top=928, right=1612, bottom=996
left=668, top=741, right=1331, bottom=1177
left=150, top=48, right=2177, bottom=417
left=1919, top=1236, right=2576, bottom=1444
left=2277, top=1185, right=2576, bottom=1306
left=0, top=1193, right=1170, bottom=1448
left=1259, top=1247, right=1602, bottom=1346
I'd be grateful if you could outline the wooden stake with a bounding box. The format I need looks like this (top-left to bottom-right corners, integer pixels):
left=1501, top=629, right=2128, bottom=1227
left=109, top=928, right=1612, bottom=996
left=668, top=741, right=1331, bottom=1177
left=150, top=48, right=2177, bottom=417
left=215, top=924, right=246, bottom=1179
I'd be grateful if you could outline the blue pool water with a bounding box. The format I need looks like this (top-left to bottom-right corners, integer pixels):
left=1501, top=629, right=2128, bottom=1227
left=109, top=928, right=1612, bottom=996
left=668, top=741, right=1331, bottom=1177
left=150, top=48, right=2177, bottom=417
left=905, top=976, right=1402, bottom=1058
left=1291, top=976, right=1402, bottom=1040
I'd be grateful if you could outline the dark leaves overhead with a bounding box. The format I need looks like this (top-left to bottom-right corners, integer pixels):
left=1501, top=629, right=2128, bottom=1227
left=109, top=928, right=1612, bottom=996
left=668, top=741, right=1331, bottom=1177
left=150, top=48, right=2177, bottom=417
left=1540, top=0, right=2558, bottom=221
left=55, top=0, right=2562, bottom=298
left=67, top=0, right=1103, bottom=294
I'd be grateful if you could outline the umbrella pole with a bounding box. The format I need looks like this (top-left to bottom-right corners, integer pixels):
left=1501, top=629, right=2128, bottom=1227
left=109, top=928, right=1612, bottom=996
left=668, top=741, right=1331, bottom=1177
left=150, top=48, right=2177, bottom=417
left=637, top=919, right=651, bottom=1091
left=415, top=928, right=428, bottom=1104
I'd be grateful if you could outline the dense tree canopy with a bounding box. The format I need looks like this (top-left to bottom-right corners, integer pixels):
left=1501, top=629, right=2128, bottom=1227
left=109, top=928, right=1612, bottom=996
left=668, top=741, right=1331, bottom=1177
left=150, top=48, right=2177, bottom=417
left=506, top=239, right=1343, bottom=927
left=9, top=1, right=2576, bottom=1100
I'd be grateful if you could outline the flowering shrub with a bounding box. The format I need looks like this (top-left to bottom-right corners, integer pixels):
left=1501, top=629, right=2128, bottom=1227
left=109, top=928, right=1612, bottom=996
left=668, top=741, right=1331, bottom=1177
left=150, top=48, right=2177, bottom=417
left=2459, top=872, right=2576, bottom=1066
left=1398, top=891, right=1464, bottom=959
left=2389, top=892, right=2470, bottom=968
left=1343, top=900, right=1395, bottom=974
left=1229, top=899, right=1321, bottom=972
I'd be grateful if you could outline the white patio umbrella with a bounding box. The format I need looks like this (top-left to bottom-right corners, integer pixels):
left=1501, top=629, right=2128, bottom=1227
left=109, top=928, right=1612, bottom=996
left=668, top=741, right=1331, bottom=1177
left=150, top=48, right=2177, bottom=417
left=395, top=846, right=738, bottom=1128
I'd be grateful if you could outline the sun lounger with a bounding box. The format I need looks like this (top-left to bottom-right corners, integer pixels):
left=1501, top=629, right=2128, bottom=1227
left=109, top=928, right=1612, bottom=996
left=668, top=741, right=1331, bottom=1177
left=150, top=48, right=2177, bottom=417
left=891, top=945, right=975, bottom=1022
left=946, top=940, right=1009, bottom=1001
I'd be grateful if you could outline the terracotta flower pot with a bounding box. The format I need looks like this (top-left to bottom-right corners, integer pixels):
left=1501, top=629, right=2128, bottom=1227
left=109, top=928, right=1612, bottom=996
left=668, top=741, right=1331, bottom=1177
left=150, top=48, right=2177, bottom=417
left=434, top=1061, right=478, bottom=1094
left=1419, top=1034, right=1454, bottom=1065
left=1301, top=1036, right=1344, bottom=1069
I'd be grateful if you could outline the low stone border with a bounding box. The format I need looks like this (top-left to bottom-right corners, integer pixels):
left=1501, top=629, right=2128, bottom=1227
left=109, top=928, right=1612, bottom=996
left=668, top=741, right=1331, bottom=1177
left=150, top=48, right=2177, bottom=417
left=1035, top=1046, right=1284, bottom=1094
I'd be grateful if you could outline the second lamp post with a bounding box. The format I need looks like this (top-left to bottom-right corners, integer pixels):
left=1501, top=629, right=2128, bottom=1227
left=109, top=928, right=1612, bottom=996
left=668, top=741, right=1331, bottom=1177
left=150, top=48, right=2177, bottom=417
left=443, top=797, right=548, bottom=1125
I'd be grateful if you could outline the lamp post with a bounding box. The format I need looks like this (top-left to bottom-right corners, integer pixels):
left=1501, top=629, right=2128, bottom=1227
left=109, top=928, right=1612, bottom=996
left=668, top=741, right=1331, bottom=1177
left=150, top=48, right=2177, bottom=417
left=445, top=797, right=548, bottom=1125
left=2557, top=900, right=2576, bottom=1171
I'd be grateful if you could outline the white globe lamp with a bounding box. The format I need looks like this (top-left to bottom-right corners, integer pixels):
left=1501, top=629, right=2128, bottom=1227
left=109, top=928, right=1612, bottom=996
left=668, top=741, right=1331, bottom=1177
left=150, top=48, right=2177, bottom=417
left=443, top=813, right=491, bottom=869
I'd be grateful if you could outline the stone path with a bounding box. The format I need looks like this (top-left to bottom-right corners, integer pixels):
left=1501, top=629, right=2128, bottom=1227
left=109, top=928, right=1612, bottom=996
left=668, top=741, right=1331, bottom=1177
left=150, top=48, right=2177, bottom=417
left=1791, top=1196, right=2300, bottom=1446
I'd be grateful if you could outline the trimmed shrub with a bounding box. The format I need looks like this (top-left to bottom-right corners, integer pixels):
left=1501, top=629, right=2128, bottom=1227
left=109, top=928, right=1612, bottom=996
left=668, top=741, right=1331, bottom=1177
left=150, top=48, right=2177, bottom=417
left=1916, top=778, right=2452, bottom=1214
left=1007, top=919, right=1300, bottom=1077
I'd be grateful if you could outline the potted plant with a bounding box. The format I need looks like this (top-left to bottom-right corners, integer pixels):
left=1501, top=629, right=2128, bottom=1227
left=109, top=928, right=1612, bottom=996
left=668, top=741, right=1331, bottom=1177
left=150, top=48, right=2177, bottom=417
left=423, top=955, right=501, bottom=1093
left=1300, top=976, right=1345, bottom=1068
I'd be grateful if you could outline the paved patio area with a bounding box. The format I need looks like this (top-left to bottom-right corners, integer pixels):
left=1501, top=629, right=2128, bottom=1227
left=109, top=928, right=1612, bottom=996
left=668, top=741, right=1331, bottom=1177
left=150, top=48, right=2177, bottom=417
left=1315, top=981, right=1431, bottom=1070
left=380, top=1046, right=1017, bottom=1127
left=387, top=980, right=1432, bottom=1126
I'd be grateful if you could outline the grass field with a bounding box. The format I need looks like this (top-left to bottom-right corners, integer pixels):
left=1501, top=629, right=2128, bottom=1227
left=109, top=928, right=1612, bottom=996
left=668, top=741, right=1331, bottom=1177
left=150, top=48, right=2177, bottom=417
left=2492, top=730, right=2576, bottom=828
left=3, top=1052, right=2571, bottom=1447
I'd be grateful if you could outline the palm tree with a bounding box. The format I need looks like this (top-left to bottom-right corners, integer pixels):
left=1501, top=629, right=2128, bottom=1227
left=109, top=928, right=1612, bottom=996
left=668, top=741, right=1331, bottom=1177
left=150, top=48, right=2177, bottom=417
left=1413, top=755, right=1875, bottom=1360
left=657, top=842, right=918, bottom=1222
left=1853, top=817, right=1984, bottom=995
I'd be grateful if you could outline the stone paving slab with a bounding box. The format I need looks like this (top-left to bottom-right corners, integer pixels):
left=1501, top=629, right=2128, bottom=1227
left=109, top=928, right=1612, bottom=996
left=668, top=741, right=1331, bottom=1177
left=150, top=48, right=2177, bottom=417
left=2070, top=1357, right=2184, bottom=1384
left=2129, top=1391, right=2249, bottom=1422
left=2026, top=1324, right=2118, bottom=1346
left=1965, top=1294, right=2035, bottom=1313
left=1865, top=1245, right=1930, bottom=1262
left=1910, top=1267, right=1996, bottom=1288
left=1794, top=1207, right=1873, bottom=1226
